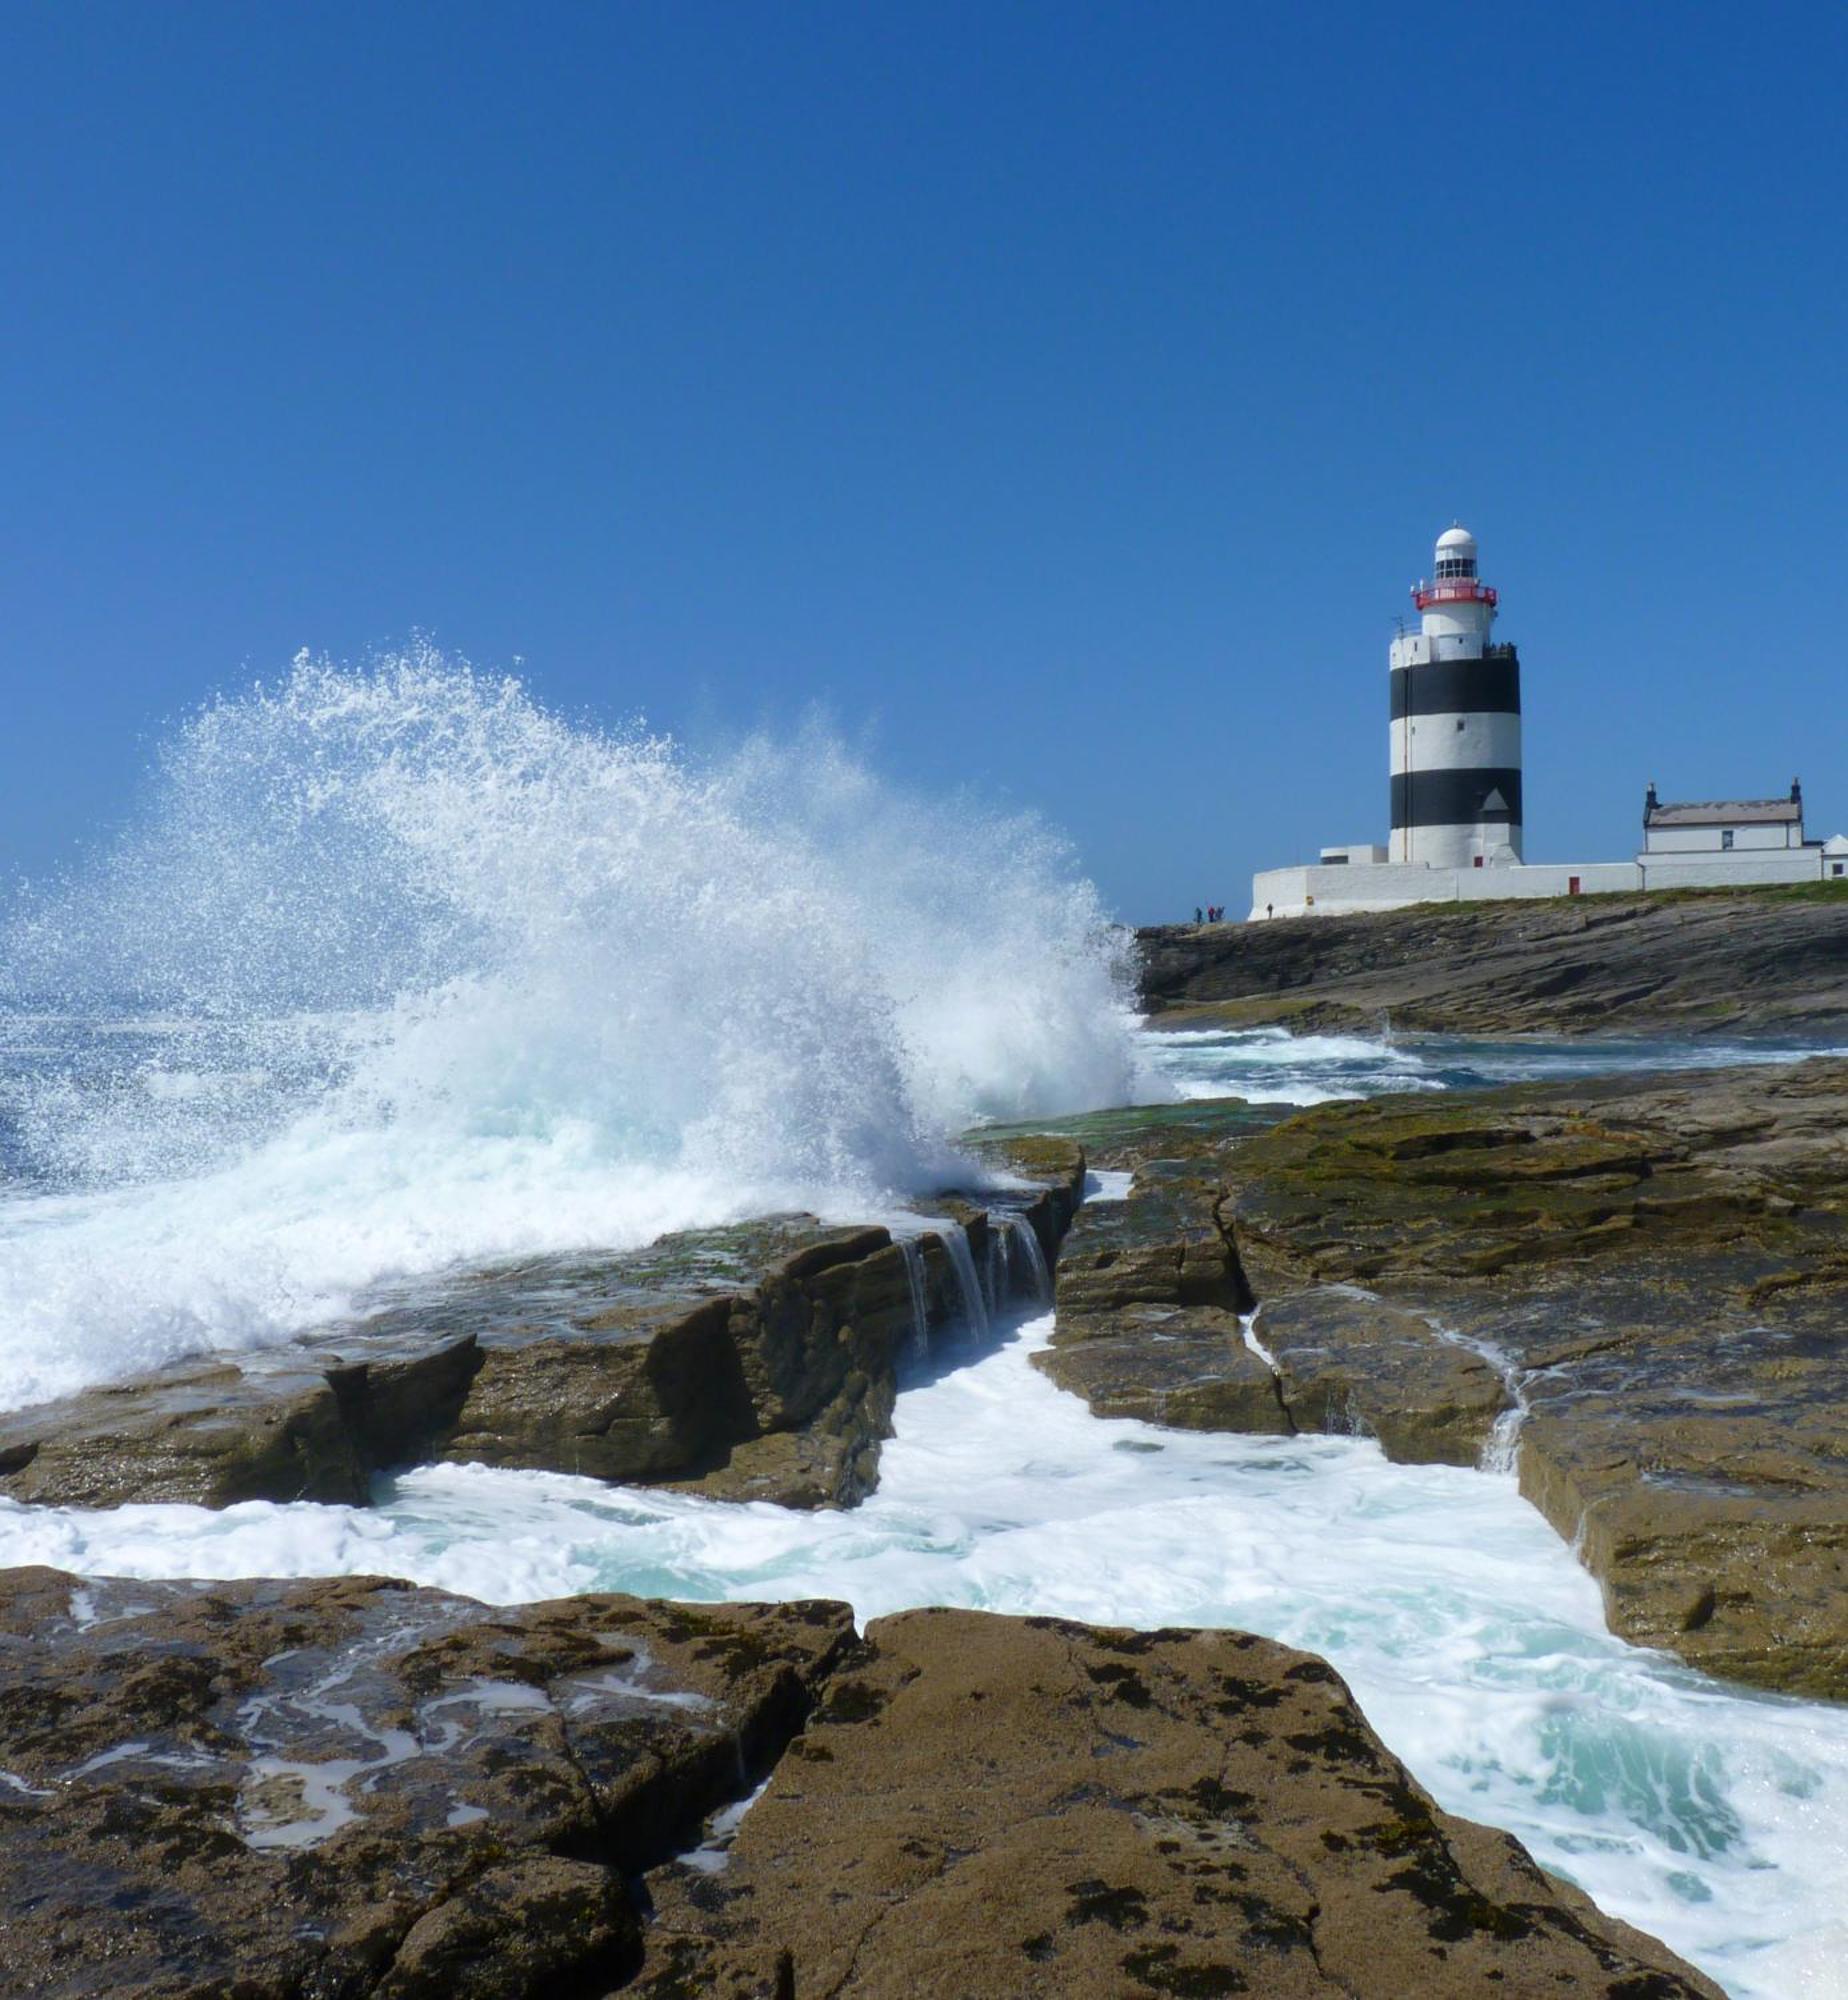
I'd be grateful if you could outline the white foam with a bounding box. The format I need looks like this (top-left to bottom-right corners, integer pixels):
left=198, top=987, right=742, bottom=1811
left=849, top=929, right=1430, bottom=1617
left=679, top=1775, right=773, bottom=1874
left=0, top=650, right=1142, bottom=1408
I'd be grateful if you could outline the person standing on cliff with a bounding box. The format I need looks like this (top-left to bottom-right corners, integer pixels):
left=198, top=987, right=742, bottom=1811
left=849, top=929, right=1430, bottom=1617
left=1195, top=906, right=1203, bottom=924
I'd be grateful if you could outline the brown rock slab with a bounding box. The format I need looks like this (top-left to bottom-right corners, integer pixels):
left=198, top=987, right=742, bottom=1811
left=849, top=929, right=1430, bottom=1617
left=1053, top=1156, right=1251, bottom=1320
left=0, top=1334, right=481, bottom=1509
left=1029, top=1059, right=1848, bottom=1695
left=1257, top=1288, right=1512, bottom=1465
left=1035, top=1158, right=1509, bottom=1461
left=1037, top=1304, right=1289, bottom=1432
left=1033, top=1155, right=1276, bottom=1432
left=0, top=1566, right=855, bottom=2000
left=635, top=1607, right=1723, bottom=1998
left=1217, top=1058, right=1848, bottom=1695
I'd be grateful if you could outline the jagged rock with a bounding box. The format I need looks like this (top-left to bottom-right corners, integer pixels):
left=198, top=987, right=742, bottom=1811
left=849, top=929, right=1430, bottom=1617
left=1033, top=1156, right=1506, bottom=1459
left=0, top=1577, right=1716, bottom=1999
left=634, top=1607, right=1723, bottom=1998
left=1026, top=1061, right=1848, bottom=1695
left=1137, top=889, right=1848, bottom=1037
left=1256, top=1289, right=1510, bottom=1465
left=0, top=1334, right=481, bottom=1509
left=1032, top=1156, right=1275, bottom=1430
left=1054, top=1157, right=1250, bottom=1318
left=1223, top=1061, right=1848, bottom=1695
left=0, top=1143, right=1085, bottom=1515
left=0, top=1567, right=855, bottom=2000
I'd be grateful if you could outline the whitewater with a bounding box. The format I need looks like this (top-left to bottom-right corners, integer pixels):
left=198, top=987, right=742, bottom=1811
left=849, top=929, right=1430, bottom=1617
left=3, top=653, right=1846, bottom=1999
left=0, top=648, right=1143, bottom=1409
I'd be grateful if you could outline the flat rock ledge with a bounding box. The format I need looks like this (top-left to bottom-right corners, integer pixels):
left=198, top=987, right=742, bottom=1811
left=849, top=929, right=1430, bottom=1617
left=1137, top=889, right=1848, bottom=1038
left=0, top=1142, right=1083, bottom=1515
left=1035, top=1059, right=1848, bottom=1699
left=0, top=1571, right=1718, bottom=2000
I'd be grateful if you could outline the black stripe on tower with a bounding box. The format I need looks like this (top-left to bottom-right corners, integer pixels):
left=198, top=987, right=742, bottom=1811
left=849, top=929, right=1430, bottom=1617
left=1390, top=654, right=1521, bottom=720
left=1390, top=768, right=1524, bottom=830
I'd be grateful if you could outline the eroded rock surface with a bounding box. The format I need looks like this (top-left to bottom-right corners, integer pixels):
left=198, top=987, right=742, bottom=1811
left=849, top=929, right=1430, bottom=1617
left=1139, top=890, right=1848, bottom=1036
left=1033, top=1155, right=1284, bottom=1433
left=0, top=1567, right=854, bottom=1999
left=1227, top=1062, right=1848, bottom=1694
left=636, top=1607, right=1722, bottom=1998
left=1033, top=1150, right=1503, bottom=1462
left=1034, top=1059, right=1848, bottom=1696
left=0, top=1144, right=1083, bottom=1515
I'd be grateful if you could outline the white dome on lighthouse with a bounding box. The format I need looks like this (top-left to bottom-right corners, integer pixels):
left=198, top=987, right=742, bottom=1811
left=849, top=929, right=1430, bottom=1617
left=1430, top=523, right=1481, bottom=586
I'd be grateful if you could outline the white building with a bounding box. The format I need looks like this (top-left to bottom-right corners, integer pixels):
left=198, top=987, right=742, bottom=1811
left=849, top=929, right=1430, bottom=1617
left=1249, top=527, right=1842, bottom=920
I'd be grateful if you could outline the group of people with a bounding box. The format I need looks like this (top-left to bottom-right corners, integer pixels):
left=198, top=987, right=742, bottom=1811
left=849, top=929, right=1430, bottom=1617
left=1194, top=904, right=1226, bottom=924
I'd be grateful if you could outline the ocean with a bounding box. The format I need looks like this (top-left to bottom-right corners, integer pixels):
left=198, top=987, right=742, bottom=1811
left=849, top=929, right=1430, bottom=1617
left=2, top=656, right=1844, bottom=1999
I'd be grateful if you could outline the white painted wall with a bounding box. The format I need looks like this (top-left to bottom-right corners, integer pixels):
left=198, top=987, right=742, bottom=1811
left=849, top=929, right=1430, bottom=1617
left=1638, top=851, right=1822, bottom=890
left=1243, top=852, right=1841, bottom=920
left=1389, top=631, right=1501, bottom=667
left=1393, top=814, right=1526, bottom=871
left=1415, top=601, right=1495, bottom=646
left=1643, top=822, right=1797, bottom=854
left=1457, top=862, right=1641, bottom=901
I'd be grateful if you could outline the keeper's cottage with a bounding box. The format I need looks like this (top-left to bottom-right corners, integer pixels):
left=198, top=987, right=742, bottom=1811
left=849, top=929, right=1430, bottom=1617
left=1250, top=525, right=1846, bottom=919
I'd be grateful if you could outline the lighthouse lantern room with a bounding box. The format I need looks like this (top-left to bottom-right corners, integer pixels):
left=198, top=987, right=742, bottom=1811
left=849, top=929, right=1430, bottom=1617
left=1389, top=525, right=1524, bottom=867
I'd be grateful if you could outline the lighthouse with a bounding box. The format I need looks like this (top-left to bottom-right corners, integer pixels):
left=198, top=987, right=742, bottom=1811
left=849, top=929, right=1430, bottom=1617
left=1249, top=522, right=1842, bottom=919
left=1389, top=525, right=1523, bottom=867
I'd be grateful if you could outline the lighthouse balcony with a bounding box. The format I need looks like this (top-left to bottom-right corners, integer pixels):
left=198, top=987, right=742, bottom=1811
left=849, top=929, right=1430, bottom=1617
left=1412, top=578, right=1497, bottom=610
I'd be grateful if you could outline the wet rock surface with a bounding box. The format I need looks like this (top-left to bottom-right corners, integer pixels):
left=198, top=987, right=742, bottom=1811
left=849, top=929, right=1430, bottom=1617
left=1138, top=890, right=1848, bottom=1036
left=1033, top=1146, right=1504, bottom=1463
left=1032, top=1155, right=1286, bottom=1433
left=1035, top=1058, right=1848, bottom=1697
left=0, top=1145, right=1083, bottom=1515
left=0, top=1566, right=855, bottom=2000
left=635, top=1607, right=1722, bottom=1998
left=0, top=1578, right=1718, bottom=1999
left=1255, top=1289, right=1510, bottom=1467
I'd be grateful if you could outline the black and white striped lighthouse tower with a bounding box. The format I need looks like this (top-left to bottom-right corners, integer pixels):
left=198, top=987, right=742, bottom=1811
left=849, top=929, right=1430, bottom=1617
left=1389, top=525, right=1523, bottom=867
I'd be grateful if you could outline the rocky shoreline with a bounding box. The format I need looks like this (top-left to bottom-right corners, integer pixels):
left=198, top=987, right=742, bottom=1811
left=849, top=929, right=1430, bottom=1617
left=1033, top=1058, right=1848, bottom=1700
left=1138, top=889, right=1848, bottom=1037
left=2, top=1050, right=1840, bottom=1991
left=0, top=1569, right=1721, bottom=1998
left=0, top=1149, right=1083, bottom=1516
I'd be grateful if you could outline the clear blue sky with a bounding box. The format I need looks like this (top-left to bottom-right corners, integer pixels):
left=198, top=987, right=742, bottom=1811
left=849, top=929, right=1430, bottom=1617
left=3, top=1, right=1844, bottom=920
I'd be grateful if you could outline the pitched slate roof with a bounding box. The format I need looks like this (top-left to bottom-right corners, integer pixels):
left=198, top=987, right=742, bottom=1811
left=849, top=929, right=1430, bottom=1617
left=1645, top=797, right=1802, bottom=828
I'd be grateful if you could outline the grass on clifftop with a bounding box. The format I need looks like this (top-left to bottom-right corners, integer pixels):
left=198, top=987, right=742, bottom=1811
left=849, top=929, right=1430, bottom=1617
left=1158, top=879, right=1848, bottom=931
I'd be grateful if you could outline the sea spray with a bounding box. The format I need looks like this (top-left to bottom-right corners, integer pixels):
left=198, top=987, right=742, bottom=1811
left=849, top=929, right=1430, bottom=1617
left=0, top=646, right=1144, bottom=1409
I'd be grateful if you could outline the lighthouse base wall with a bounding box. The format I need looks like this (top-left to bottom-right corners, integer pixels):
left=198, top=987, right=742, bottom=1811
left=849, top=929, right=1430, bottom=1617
left=1246, top=849, right=1832, bottom=921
